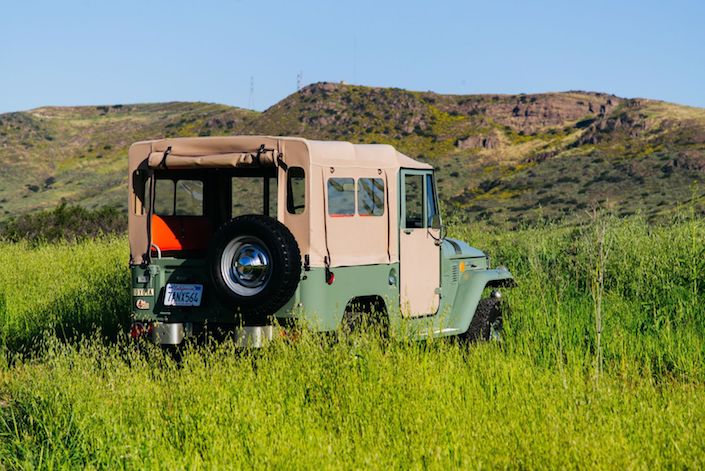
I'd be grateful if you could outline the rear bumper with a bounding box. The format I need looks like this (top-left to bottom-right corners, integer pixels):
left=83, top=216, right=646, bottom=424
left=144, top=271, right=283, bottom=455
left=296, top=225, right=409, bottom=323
left=152, top=322, right=191, bottom=344
left=131, top=321, right=280, bottom=347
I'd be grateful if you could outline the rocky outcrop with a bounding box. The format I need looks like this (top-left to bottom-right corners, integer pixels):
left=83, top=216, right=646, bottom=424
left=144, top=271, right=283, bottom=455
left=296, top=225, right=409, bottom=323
left=671, top=151, right=705, bottom=172
left=456, top=133, right=501, bottom=150
left=446, top=92, right=621, bottom=133
left=288, top=83, right=623, bottom=139
left=572, top=102, right=649, bottom=146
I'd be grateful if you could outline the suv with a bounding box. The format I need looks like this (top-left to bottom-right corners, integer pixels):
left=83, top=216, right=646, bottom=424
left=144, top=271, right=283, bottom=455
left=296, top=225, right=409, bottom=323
left=128, top=136, right=513, bottom=345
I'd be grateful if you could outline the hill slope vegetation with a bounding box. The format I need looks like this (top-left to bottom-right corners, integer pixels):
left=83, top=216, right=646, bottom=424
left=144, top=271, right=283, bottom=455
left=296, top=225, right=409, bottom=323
left=2, top=83, right=705, bottom=225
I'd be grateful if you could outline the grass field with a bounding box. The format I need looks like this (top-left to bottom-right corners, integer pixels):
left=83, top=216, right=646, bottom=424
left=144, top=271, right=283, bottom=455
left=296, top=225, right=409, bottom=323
left=1, top=216, right=705, bottom=468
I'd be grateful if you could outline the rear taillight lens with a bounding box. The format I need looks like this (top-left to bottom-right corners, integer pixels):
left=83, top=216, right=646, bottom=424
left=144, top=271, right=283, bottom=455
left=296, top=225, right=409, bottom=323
left=130, top=322, right=153, bottom=339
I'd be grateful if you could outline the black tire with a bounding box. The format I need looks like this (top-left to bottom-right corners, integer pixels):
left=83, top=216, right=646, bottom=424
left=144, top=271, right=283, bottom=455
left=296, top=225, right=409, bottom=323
left=209, top=215, right=301, bottom=323
left=341, top=297, right=389, bottom=338
left=462, top=297, right=503, bottom=342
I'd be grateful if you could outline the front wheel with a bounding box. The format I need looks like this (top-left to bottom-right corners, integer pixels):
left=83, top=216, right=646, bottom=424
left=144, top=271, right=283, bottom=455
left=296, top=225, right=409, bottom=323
left=461, top=297, right=503, bottom=342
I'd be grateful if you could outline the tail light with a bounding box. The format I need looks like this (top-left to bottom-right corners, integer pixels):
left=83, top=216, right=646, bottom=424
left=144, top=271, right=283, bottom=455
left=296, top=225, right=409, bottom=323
left=130, top=322, right=153, bottom=339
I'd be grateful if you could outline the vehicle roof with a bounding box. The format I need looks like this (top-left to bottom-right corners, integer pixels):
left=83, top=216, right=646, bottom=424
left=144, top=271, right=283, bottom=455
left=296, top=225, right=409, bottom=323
left=127, top=135, right=431, bottom=267
left=130, top=135, right=432, bottom=172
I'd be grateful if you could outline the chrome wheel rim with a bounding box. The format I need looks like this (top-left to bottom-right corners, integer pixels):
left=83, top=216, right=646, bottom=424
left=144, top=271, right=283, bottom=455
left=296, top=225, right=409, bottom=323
left=220, top=236, right=272, bottom=296
left=489, top=318, right=503, bottom=342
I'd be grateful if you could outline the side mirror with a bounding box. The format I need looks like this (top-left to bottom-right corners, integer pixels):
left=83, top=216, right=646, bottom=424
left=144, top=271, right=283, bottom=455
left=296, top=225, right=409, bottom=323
left=429, top=215, right=446, bottom=246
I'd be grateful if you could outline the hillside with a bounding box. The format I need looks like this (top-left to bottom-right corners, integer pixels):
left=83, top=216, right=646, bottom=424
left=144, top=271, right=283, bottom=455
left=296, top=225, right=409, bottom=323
left=0, top=102, right=257, bottom=216
left=2, top=83, right=705, bottom=225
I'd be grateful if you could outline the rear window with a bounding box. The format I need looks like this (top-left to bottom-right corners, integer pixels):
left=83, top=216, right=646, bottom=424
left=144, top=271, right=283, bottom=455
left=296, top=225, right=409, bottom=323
left=153, top=179, right=203, bottom=216
left=232, top=177, right=277, bottom=217
left=327, top=178, right=355, bottom=216
left=175, top=180, right=204, bottom=216
left=357, top=178, right=384, bottom=216
left=232, top=177, right=263, bottom=216
left=153, top=179, right=175, bottom=215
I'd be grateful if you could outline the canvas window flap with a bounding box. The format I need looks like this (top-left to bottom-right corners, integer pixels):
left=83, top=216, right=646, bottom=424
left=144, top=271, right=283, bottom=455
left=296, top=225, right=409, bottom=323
left=147, top=151, right=277, bottom=169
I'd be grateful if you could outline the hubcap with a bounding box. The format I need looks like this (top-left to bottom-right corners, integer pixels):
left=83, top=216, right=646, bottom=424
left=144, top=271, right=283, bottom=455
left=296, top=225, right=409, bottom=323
left=233, top=244, right=269, bottom=287
left=220, top=236, right=272, bottom=296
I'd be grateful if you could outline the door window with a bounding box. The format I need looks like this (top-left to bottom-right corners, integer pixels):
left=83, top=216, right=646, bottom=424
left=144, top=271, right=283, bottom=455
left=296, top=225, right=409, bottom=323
left=426, top=174, right=439, bottom=228
left=404, top=174, right=424, bottom=228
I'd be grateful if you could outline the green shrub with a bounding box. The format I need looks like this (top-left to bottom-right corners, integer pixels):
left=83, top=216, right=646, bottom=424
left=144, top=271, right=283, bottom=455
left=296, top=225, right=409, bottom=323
left=0, top=201, right=126, bottom=244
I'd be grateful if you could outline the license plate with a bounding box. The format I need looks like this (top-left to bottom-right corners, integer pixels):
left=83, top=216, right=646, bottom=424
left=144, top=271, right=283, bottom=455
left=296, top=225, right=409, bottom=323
left=164, top=284, right=203, bottom=306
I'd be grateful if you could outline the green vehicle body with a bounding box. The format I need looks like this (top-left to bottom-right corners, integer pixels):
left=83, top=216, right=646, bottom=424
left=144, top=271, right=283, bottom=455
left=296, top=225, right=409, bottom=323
left=131, top=241, right=512, bottom=340
left=128, top=136, right=513, bottom=344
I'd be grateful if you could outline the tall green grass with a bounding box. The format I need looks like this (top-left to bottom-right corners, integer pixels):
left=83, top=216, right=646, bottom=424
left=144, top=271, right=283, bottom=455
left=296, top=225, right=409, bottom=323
left=0, top=237, right=129, bottom=354
left=1, top=216, right=704, bottom=468
left=452, top=214, right=705, bottom=382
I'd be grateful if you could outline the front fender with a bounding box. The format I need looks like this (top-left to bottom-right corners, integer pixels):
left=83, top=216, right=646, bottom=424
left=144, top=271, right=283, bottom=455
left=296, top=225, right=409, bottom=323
left=452, top=267, right=514, bottom=334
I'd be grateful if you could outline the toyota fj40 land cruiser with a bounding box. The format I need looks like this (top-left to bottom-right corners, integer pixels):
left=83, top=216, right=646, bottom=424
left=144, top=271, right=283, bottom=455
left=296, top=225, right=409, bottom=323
left=128, top=136, right=513, bottom=345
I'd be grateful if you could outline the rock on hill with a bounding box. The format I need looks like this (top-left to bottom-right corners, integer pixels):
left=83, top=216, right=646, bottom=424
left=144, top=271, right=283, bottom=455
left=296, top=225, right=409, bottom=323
left=1, top=82, right=705, bottom=225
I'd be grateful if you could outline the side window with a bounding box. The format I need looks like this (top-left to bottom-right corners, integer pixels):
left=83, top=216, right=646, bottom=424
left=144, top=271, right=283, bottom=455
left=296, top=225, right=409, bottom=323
left=175, top=180, right=204, bottom=216
left=154, top=179, right=175, bottom=215
left=327, top=178, right=355, bottom=216
left=358, top=178, right=385, bottom=216
left=404, top=174, right=424, bottom=228
left=287, top=167, right=306, bottom=215
left=426, top=174, right=439, bottom=228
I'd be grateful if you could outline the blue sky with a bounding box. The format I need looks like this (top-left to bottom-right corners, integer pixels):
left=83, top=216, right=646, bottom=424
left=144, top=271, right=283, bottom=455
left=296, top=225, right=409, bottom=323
left=1, top=0, right=704, bottom=113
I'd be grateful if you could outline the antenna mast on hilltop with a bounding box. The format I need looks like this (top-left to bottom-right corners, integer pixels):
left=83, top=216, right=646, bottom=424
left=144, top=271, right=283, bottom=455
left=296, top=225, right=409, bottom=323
left=353, top=36, right=357, bottom=84
left=248, top=76, right=255, bottom=109
left=297, top=71, right=303, bottom=91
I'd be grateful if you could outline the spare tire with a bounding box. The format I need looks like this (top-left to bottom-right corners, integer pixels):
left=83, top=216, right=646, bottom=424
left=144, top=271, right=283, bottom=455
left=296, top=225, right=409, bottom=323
left=209, top=215, right=301, bottom=322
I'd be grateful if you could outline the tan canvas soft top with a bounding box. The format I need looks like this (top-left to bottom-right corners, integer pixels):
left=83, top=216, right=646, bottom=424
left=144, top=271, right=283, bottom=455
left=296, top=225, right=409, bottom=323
left=128, top=136, right=431, bottom=266
left=146, top=136, right=280, bottom=169
left=138, top=136, right=430, bottom=171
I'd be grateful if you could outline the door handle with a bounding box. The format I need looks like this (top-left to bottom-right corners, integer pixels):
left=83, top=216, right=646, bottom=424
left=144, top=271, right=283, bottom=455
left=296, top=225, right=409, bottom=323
left=403, top=229, right=412, bottom=234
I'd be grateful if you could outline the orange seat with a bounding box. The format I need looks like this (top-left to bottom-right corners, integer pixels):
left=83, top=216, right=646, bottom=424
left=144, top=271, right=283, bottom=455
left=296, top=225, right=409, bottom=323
left=151, top=215, right=213, bottom=252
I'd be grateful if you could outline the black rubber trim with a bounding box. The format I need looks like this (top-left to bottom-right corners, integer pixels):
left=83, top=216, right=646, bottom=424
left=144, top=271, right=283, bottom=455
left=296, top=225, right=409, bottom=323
left=446, top=238, right=463, bottom=255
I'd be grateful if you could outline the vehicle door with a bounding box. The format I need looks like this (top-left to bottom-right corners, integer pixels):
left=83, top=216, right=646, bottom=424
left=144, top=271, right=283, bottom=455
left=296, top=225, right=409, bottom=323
left=399, top=170, right=441, bottom=316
